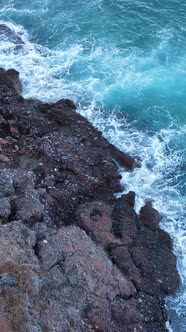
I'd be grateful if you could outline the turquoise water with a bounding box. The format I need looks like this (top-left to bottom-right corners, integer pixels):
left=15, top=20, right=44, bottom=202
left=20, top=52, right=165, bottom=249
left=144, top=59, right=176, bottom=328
left=0, top=1, right=185, bottom=330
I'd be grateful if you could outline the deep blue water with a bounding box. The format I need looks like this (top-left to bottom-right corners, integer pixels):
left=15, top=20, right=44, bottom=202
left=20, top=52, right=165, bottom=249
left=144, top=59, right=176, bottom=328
left=0, top=1, right=185, bottom=330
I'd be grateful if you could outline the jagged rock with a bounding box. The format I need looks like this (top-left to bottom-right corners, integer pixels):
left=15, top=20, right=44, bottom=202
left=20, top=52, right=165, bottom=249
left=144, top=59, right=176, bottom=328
left=15, top=174, right=44, bottom=224
left=112, top=191, right=138, bottom=245
left=111, top=297, right=143, bottom=325
left=6, top=69, right=22, bottom=94
left=0, top=221, right=38, bottom=265
left=0, top=154, right=10, bottom=162
left=139, top=200, right=162, bottom=231
left=0, top=68, right=180, bottom=331
left=0, top=171, right=14, bottom=197
left=0, top=221, right=40, bottom=331
left=109, top=144, right=138, bottom=170
left=38, top=225, right=136, bottom=331
left=77, top=201, right=121, bottom=248
left=0, top=68, right=21, bottom=95
left=0, top=24, right=24, bottom=45
left=130, top=227, right=180, bottom=295
left=0, top=197, right=11, bottom=221
left=0, top=314, right=13, bottom=332
left=109, top=245, right=143, bottom=291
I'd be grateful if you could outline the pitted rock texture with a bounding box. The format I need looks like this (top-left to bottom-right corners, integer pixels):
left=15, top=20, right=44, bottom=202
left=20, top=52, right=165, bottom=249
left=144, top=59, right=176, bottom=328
left=0, top=67, right=180, bottom=332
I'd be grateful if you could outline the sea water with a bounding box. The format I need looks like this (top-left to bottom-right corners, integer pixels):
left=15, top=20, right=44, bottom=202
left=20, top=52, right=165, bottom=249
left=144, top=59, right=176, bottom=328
left=0, top=1, right=185, bottom=330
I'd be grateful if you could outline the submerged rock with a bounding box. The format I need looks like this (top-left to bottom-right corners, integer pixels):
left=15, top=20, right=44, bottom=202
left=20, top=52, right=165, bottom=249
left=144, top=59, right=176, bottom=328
left=0, top=68, right=180, bottom=331
left=0, top=24, right=24, bottom=45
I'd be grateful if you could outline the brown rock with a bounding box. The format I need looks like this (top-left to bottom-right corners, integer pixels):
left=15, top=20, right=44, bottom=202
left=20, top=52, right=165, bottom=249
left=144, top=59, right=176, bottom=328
left=111, top=297, right=143, bottom=325
left=77, top=201, right=121, bottom=248
left=0, top=313, right=13, bottom=332
left=139, top=200, right=162, bottom=231
left=38, top=226, right=135, bottom=331
left=0, top=68, right=180, bottom=332
left=0, top=154, right=10, bottom=162
left=112, top=192, right=138, bottom=245
left=109, top=143, right=137, bottom=170
left=109, top=245, right=143, bottom=291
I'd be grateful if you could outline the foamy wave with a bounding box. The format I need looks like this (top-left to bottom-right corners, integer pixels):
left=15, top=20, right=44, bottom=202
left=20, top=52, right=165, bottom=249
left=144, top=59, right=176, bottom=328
left=0, top=20, right=185, bottom=330
left=78, top=101, right=186, bottom=332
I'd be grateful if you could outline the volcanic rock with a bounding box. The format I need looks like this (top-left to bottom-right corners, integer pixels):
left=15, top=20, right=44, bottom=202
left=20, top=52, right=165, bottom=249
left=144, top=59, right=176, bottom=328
left=0, top=68, right=180, bottom=332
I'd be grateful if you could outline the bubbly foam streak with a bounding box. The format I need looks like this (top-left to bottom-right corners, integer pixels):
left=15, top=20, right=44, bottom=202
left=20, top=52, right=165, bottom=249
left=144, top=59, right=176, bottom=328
left=0, top=11, right=185, bottom=330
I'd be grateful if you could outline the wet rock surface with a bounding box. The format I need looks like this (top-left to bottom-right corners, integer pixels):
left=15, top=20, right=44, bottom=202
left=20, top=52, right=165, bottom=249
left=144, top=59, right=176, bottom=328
left=0, top=24, right=24, bottom=45
left=0, top=68, right=180, bottom=332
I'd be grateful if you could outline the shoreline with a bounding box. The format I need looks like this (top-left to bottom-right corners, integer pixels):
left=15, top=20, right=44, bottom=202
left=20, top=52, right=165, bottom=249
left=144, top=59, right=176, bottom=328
left=0, top=68, right=180, bottom=332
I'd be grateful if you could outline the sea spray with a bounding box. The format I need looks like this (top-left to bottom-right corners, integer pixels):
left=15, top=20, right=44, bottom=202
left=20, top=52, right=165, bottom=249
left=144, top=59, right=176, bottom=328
left=0, top=1, right=185, bottom=330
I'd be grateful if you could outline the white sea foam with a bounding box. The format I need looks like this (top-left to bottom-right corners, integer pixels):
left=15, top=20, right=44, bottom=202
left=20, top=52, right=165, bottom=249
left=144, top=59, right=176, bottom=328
left=0, top=20, right=185, bottom=331
left=77, top=99, right=186, bottom=331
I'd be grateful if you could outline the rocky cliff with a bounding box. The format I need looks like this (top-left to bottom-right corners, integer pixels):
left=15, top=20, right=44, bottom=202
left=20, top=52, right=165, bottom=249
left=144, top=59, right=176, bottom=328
left=0, top=68, right=180, bottom=332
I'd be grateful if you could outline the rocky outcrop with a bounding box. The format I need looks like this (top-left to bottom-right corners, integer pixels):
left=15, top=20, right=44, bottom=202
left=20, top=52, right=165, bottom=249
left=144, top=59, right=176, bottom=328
left=0, top=68, right=180, bottom=332
left=0, top=24, right=24, bottom=45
